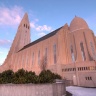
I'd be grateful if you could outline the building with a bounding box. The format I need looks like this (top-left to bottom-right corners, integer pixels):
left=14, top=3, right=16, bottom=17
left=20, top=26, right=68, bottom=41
left=0, top=13, right=96, bottom=87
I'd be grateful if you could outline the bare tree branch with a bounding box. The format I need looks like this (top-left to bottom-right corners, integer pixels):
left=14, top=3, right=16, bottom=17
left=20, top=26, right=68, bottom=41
left=40, top=56, right=47, bottom=71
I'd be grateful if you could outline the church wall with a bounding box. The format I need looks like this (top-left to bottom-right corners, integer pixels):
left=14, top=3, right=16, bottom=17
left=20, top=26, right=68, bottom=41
left=13, top=33, right=59, bottom=74
left=57, top=27, right=68, bottom=64
left=71, top=29, right=90, bottom=62
left=62, top=61, right=96, bottom=87
left=84, top=29, right=96, bottom=60
left=56, top=25, right=72, bottom=65
left=11, top=26, right=72, bottom=74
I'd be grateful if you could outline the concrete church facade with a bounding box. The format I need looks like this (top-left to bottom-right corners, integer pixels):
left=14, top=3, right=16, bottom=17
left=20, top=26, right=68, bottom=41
left=0, top=13, right=96, bottom=87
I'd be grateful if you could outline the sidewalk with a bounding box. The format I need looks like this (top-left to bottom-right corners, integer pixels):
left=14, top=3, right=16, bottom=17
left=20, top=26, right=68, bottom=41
left=66, top=86, right=96, bottom=96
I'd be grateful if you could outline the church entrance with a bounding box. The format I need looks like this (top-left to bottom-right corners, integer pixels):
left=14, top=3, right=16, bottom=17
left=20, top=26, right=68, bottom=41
left=73, top=74, right=77, bottom=85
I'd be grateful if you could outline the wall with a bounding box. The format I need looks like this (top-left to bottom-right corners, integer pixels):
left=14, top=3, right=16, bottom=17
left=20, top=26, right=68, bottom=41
left=62, top=61, right=96, bottom=87
left=0, top=82, right=66, bottom=96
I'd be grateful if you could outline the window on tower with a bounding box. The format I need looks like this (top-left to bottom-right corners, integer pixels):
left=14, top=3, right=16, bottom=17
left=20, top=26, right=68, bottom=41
left=24, top=24, right=25, bottom=27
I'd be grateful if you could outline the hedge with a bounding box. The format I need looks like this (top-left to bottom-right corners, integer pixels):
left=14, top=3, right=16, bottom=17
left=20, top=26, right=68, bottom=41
left=0, top=69, right=61, bottom=84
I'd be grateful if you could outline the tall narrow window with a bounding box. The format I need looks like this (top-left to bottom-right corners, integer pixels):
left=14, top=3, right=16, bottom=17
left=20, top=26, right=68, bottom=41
left=90, top=42, right=95, bottom=56
left=53, top=44, right=56, bottom=64
left=45, top=48, right=47, bottom=64
left=32, top=52, right=34, bottom=65
left=38, top=50, right=40, bottom=65
left=80, top=42, right=86, bottom=61
left=70, top=45, right=75, bottom=62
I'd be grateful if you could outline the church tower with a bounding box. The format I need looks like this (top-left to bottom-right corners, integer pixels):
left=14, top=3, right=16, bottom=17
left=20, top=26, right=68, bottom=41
left=1, top=13, right=31, bottom=71
left=8, top=13, right=31, bottom=56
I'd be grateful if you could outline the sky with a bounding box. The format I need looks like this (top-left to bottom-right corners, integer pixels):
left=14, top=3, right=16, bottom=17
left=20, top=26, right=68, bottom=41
left=0, top=0, right=96, bottom=65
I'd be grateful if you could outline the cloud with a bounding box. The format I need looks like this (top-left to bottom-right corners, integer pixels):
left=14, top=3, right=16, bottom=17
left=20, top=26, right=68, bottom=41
left=36, top=25, right=52, bottom=31
left=0, top=51, right=3, bottom=54
left=35, top=19, right=39, bottom=22
left=0, top=5, right=53, bottom=36
left=0, top=39, right=12, bottom=48
left=30, top=19, right=53, bottom=38
left=0, top=6, right=24, bottom=26
left=30, top=17, right=53, bottom=32
left=30, top=22, right=35, bottom=28
left=30, top=22, right=53, bottom=38
left=30, top=22, right=53, bottom=32
left=0, top=5, right=53, bottom=31
left=38, top=32, right=46, bottom=37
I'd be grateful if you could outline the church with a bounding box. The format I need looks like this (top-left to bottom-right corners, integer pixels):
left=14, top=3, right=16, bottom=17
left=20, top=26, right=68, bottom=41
left=0, top=13, right=96, bottom=87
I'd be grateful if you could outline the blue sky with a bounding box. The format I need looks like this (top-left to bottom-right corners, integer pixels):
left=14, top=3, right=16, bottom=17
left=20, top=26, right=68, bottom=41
left=0, top=0, right=96, bottom=65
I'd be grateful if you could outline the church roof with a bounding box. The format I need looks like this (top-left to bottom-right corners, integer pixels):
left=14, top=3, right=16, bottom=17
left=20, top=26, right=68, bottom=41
left=70, top=16, right=89, bottom=32
left=19, top=27, right=62, bottom=52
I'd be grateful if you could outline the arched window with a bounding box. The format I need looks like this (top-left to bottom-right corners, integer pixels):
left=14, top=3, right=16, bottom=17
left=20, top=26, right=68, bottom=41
left=70, top=45, right=75, bottom=62
left=24, top=24, right=25, bottom=27
left=80, top=42, right=86, bottom=61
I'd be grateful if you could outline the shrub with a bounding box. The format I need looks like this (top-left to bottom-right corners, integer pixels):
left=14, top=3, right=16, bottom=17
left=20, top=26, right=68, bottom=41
left=0, top=69, right=62, bottom=84
left=0, top=70, right=14, bottom=84
left=39, top=70, right=62, bottom=83
left=25, top=71, right=36, bottom=83
left=12, top=69, right=26, bottom=84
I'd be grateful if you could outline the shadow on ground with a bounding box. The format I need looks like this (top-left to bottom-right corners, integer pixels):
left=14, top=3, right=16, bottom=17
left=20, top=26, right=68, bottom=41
left=66, top=91, right=72, bottom=96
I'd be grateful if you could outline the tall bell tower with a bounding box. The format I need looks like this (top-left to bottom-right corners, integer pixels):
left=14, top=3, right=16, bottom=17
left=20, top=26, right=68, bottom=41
left=9, top=13, right=31, bottom=55
left=2, top=13, right=31, bottom=70
left=3, top=13, right=31, bottom=64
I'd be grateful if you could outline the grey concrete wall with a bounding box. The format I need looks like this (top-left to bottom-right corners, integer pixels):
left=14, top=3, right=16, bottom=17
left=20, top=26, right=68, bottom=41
left=0, top=83, right=66, bottom=96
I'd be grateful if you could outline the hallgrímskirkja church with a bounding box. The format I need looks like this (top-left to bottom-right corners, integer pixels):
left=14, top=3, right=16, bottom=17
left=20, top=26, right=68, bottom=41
left=1, top=13, right=96, bottom=87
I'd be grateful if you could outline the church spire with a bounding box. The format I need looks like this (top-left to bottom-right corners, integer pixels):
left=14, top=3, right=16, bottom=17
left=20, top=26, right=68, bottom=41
left=8, top=13, right=31, bottom=55
left=19, top=13, right=29, bottom=28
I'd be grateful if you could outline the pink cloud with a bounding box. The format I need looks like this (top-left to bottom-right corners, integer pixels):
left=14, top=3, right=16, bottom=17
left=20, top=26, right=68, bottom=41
left=30, top=20, right=53, bottom=32
left=0, top=6, right=24, bottom=26
left=30, top=22, right=35, bottom=28
left=0, top=39, right=12, bottom=47
left=36, top=25, right=52, bottom=31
